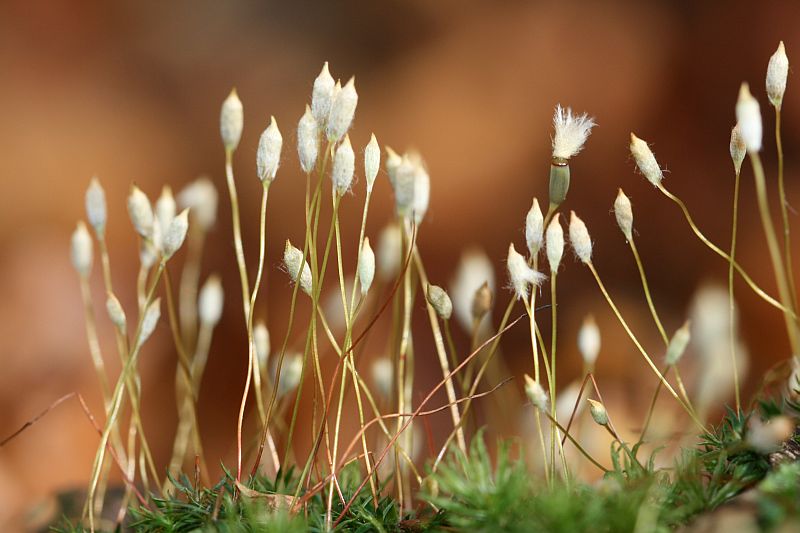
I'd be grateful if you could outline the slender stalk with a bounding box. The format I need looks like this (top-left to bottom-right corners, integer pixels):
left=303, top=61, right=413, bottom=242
left=541, top=411, right=608, bottom=473
left=163, top=269, right=208, bottom=484
left=749, top=152, right=800, bottom=355
left=178, top=225, right=206, bottom=354
left=85, top=264, right=164, bottom=532
left=658, top=183, right=796, bottom=318
left=411, top=244, right=467, bottom=454
left=629, top=238, right=669, bottom=345
left=549, top=274, right=560, bottom=479
left=635, top=365, right=671, bottom=448
left=728, top=166, right=743, bottom=413
left=586, top=262, right=705, bottom=431
left=775, top=108, right=799, bottom=314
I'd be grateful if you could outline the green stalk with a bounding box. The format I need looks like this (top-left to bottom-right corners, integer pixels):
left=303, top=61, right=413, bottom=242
left=728, top=167, right=742, bottom=413
left=749, top=152, right=800, bottom=356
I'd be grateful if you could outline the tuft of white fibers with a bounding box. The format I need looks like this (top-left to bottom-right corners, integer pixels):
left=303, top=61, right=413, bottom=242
left=377, top=223, right=403, bottom=281
left=545, top=213, right=564, bottom=273
left=630, top=133, right=663, bottom=187
left=426, top=284, right=453, bottom=321
left=364, top=133, right=380, bottom=193
left=283, top=240, right=313, bottom=296
left=106, top=293, right=127, bottom=331
left=311, top=62, right=335, bottom=127
left=614, top=189, right=634, bottom=242
left=332, top=135, right=355, bottom=196
left=451, top=248, right=495, bottom=332
left=577, top=314, right=601, bottom=367
left=85, top=178, right=107, bottom=238
left=568, top=211, right=592, bottom=264
left=155, top=186, right=176, bottom=240
left=551, top=104, right=596, bottom=160
left=326, top=77, right=358, bottom=142
left=198, top=274, right=224, bottom=327
left=178, top=177, right=218, bottom=231
left=254, top=321, right=270, bottom=368
left=525, top=197, right=544, bottom=257
left=747, top=416, right=794, bottom=454
left=70, top=221, right=93, bottom=278
left=587, top=399, right=608, bottom=426
left=297, top=105, right=319, bottom=175
left=735, top=83, right=762, bottom=153
left=371, top=357, right=393, bottom=398
left=664, top=320, right=691, bottom=366
left=274, top=353, right=303, bottom=397
left=766, top=41, right=789, bottom=109
left=138, top=297, right=161, bottom=345
left=524, top=375, right=549, bottom=412
left=256, top=116, right=283, bottom=184
left=506, top=243, right=547, bottom=300
left=220, top=88, right=244, bottom=152
left=162, top=209, right=190, bottom=260
left=127, top=186, right=154, bottom=239
left=729, top=124, right=747, bottom=176
left=357, top=237, right=375, bottom=296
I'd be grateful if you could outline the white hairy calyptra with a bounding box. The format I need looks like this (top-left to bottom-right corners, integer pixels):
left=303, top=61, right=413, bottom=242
left=178, top=177, right=218, bottom=231
left=327, top=77, right=358, bottom=142
left=664, top=321, right=691, bottom=366
left=735, top=83, right=762, bottom=153
left=364, top=133, right=380, bottom=193
left=85, top=178, right=107, bottom=238
left=70, top=221, right=93, bottom=278
left=198, top=274, right=224, bottom=327
left=568, top=211, right=592, bottom=264
left=296, top=106, right=319, bottom=176
left=358, top=237, right=375, bottom=296
left=630, top=133, right=663, bottom=187
left=106, top=294, right=127, bottom=331
left=257, top=116, right=283, bottom=184
left=577, top=315, right=601, bottom=367
left=220, top=88, right=244, bottom=152
left=283, top=240, right=313, bottom=296
left=729, top=124, right=746, bottom=175
left=139, top=298, right=161, bottom=345
left=426, top=284, right=453, bottom=321
left=127, top=185, right=154, bottom=239
left=162, top=209, right=190, bottom=260
left=525, top=197, right=544, bottom=257
left=614, top=189, right=634, bottom=241
left=506, top=243, right=546, bottom=300
left=766, top=41, right=789, bottom=109
left=332, top=135, right=355, bottom=196
left=311, top=62, right=335, bottom=126
left=524, top=375, right=549, bottom=412
left=545, top=214, right=564, bottom=273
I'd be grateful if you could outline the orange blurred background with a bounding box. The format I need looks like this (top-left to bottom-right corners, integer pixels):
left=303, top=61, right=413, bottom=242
left=2, top=0, right=800, bottom=527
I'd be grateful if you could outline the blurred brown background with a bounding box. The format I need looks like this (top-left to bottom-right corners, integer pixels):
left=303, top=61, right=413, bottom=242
left=2, top=0, right=800, bottom=526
